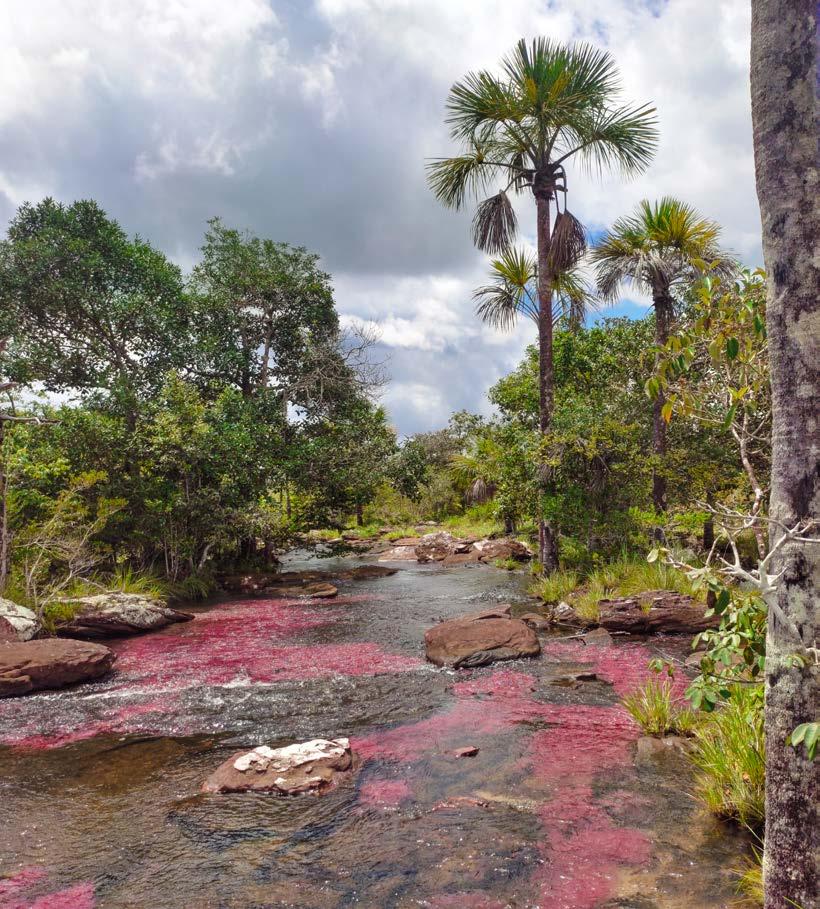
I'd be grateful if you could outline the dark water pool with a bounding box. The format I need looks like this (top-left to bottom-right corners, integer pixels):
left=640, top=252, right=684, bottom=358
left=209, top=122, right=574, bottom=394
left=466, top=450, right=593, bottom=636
left=0, top=556, right=746, bottom=907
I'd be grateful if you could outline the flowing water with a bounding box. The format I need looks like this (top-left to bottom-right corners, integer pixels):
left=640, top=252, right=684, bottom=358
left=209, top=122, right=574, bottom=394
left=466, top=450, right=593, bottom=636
left=0, top=555, right=747, bottom=908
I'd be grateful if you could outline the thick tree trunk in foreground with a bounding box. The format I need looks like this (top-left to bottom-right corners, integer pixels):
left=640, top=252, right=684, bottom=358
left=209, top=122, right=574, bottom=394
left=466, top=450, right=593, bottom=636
left=651, top=289, right=673, bottom=530
left=535, top=191, right=559, bottom=573
left=751, top=3, right=818, bottom=906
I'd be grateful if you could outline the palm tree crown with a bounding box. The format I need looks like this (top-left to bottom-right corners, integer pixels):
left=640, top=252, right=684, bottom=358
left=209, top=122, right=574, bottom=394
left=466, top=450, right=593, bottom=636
left=592, top=197, right=734, bottom=302
left=428, top=37, right=658, bottom=262
left=473, top=248, right=597, bottom=332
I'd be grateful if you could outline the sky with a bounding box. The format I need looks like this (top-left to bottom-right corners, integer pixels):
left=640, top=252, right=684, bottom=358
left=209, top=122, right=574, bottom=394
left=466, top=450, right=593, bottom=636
left=0, top=0, right=761, bottom=436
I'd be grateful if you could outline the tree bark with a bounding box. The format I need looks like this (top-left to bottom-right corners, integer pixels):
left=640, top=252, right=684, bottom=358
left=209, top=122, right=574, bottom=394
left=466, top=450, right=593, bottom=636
left=535, top=190, right=559, bottom=573
left=651, top=287, right=673, bottom=530
left=751, top=3, right=818, bottom=906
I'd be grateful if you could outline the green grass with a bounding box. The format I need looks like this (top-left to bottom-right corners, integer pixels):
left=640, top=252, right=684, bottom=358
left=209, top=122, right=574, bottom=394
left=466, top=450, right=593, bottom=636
left=167, top=572, right=216, bottom=602
left=531, top=556, right=700, bottom=622
left=384, top=526, right=420, bottom=542
left=691, top=687, right=765, bottom=827
left=622, top=678, right=700, bottom=736
left=531, top=569, right=580, bottom=604
left=735, top=847, right=764, bottom=907
left=493, top=557, right=522, bottom=571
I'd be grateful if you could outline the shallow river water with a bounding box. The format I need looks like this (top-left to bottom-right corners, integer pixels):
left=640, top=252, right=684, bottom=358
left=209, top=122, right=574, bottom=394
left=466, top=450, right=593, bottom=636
left=0, top=555, right=746, bottom=908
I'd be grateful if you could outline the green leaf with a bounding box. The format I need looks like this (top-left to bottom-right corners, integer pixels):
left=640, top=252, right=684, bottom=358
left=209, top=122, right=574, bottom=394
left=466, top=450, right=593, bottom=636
left=714, top=589, right=730, bottom=614
left=725, top=337, right=739, bottom=360
left=647, top=548, right=659, bottom=563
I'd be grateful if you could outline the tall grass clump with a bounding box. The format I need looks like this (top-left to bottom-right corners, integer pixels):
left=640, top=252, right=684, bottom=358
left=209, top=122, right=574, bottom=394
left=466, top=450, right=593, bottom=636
left=531, top=569, right=579, bottom=604
left=622, top=678, right=699, bottom=736
left=691, top=687, right=765, bottom=827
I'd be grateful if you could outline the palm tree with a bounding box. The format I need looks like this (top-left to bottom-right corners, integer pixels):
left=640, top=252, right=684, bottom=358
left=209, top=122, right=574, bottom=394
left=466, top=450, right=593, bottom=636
left=473, top=247, right=597, bottom=333
left=428, top=38, right=657, bottom=570
left=591, top=197, right=734, bottom=523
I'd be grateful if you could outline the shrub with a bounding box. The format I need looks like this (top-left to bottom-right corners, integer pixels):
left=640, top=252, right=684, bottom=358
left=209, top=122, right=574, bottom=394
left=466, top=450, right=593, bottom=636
left=622, top=678, right=699, bottom=737
left=691, top=686, right=765, bottom=827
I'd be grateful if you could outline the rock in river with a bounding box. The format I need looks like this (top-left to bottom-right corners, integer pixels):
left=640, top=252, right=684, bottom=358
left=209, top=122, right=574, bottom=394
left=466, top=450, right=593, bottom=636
left=472, top=539, right=532, bottom=562
left=424, top=606, right=541, bottom=669
left=55, top=593, right=193, bottom=638
left=0, top=638, right=116, bottom=697
left=595, top=591, right=718, bottom=635
left=202, top=737, right=355, bottom=794
left=0, top=598, right=40, bottom=642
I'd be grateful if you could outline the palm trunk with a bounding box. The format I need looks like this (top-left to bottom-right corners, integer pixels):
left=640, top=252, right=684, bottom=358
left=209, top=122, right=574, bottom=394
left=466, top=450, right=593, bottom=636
left=751, top=2, right=818, bottom=906
left=651, top=288, right=673, bottom=535
left=535, top=191, right=559, bottom=573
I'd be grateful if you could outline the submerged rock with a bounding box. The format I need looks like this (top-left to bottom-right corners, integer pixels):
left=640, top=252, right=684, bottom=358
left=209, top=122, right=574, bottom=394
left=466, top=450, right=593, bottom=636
left=377, top=545, right=419, bottom=561
left=55, top=593, right=193, bottom=638
left=264, top=581, right=338, bottom=598
left=580, top=627, right=614, bottom=647
left=0, top=638, right=116, bottom=697
left=424, top=606, right=541, bottom=669
left=0, top=599, right=40, bottom=642
left=595, top=591, right=718, bottom=635
left=202, top=737, right=355, bottom=795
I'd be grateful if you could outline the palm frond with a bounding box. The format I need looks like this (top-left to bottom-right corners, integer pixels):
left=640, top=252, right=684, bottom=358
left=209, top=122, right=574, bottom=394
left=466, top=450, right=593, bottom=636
left=473, top=246, right=538, bottom=331
left=472, top=191, right=518, bottom=253
left=547, top=210, right=587, bottom=273
left=552, top=267, right=600, bottom=331
left=564, top=102, right=659, bottom=177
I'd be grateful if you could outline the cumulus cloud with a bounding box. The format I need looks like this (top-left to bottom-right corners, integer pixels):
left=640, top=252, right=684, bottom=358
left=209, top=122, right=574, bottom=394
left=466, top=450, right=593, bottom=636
left=0, top=0, right=759, bottom=433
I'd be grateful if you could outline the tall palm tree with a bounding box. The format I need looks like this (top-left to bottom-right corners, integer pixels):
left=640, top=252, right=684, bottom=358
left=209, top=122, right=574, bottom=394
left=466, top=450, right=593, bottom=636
left=473, top=247, right=597, bottom=334
left=591, top=197, right=734, bottom=523
left=428, top=38, right=657, bottom=570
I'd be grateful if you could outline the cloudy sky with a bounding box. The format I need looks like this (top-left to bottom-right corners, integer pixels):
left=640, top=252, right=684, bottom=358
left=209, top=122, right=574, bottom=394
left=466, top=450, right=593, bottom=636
left=1, top=0, right=760, bottom=435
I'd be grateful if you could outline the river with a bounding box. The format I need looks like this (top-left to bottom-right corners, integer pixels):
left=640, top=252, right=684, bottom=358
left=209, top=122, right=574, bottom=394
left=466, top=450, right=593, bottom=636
left=0, top=554, right=746, bottom=908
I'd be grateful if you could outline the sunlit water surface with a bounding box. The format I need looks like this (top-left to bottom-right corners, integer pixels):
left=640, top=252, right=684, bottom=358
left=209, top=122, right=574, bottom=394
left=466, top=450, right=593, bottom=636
left=0, top=554, right=746, bottom=908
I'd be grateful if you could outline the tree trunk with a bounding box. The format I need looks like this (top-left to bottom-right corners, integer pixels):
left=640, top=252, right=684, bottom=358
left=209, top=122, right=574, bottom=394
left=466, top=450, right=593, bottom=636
left=651, top=288, right=673, bottom=531
left=751, top=3, right=818, bottom=906
left=356, top=503, right=364, bottom=527
left=0, top=420, right=8, bottom=594
left=535, top=190, right=559, bottom=573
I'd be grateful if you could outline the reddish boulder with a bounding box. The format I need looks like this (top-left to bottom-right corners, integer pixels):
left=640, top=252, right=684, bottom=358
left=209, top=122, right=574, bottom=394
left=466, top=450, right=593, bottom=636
left=441, top=550, right=483, bottom=567
left=595, top=591, right=718, bottom=635
left=0, top=638, right=116, bottom=697
left=202, top=738, right=355, bottom=794
left=453, top=745, right=479, bottom=758
left=473, top=539, right=532, bottom=562
left=519, top=612, right=551, bottom=632
left=424, top=607, right=541, bottom=669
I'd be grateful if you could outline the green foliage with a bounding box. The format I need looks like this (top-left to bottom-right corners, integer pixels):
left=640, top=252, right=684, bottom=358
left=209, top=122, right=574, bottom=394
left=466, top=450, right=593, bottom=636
left=691, top=686, right=765, bottom=826
left=622, top=678, right=699, bottom=737
left=532, top=555, right=697, bottom=621
left=531, top=570, right=579, bottom=604
left=787, top=722, right=819, bottom=762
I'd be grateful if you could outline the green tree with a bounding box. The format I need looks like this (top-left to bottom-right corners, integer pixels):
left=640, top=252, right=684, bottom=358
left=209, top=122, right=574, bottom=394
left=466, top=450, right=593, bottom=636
left=592, top=198, right=734, bottom=523
left=0, top=199, right=188, bottom=424
left=428, top=37, right=657, bottom=570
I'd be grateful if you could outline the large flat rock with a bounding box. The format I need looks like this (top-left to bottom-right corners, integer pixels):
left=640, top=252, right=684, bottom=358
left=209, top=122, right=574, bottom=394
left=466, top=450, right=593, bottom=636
left=424, top=607, right=541, bottom=669
left=0, top=638, right=116, bottom=697
left=56, top=593, right=193, bottom=638
left=202, top=738, right=355, bottom=794
left=595, top=591, right=718, bottom=635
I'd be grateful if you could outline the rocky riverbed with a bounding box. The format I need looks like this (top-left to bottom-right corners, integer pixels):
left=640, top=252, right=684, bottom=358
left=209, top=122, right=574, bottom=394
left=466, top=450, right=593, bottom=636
left=0, top=552, right=746, bottom=908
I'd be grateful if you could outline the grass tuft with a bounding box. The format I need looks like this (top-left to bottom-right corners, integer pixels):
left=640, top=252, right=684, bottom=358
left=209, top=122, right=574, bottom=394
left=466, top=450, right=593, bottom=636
left=691, top=687, right=765, bottom=827
left=531, top=569, right=579, bottom=604
left=622, top=678, right=699, bottom=736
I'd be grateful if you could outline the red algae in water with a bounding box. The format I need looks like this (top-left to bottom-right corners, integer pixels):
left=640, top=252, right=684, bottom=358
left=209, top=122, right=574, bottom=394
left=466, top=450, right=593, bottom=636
left=358, top=778, right=413, bottom=807
left=109, top=599, right=422, bottom=686
left=0, top=870, right=94, bottom=909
